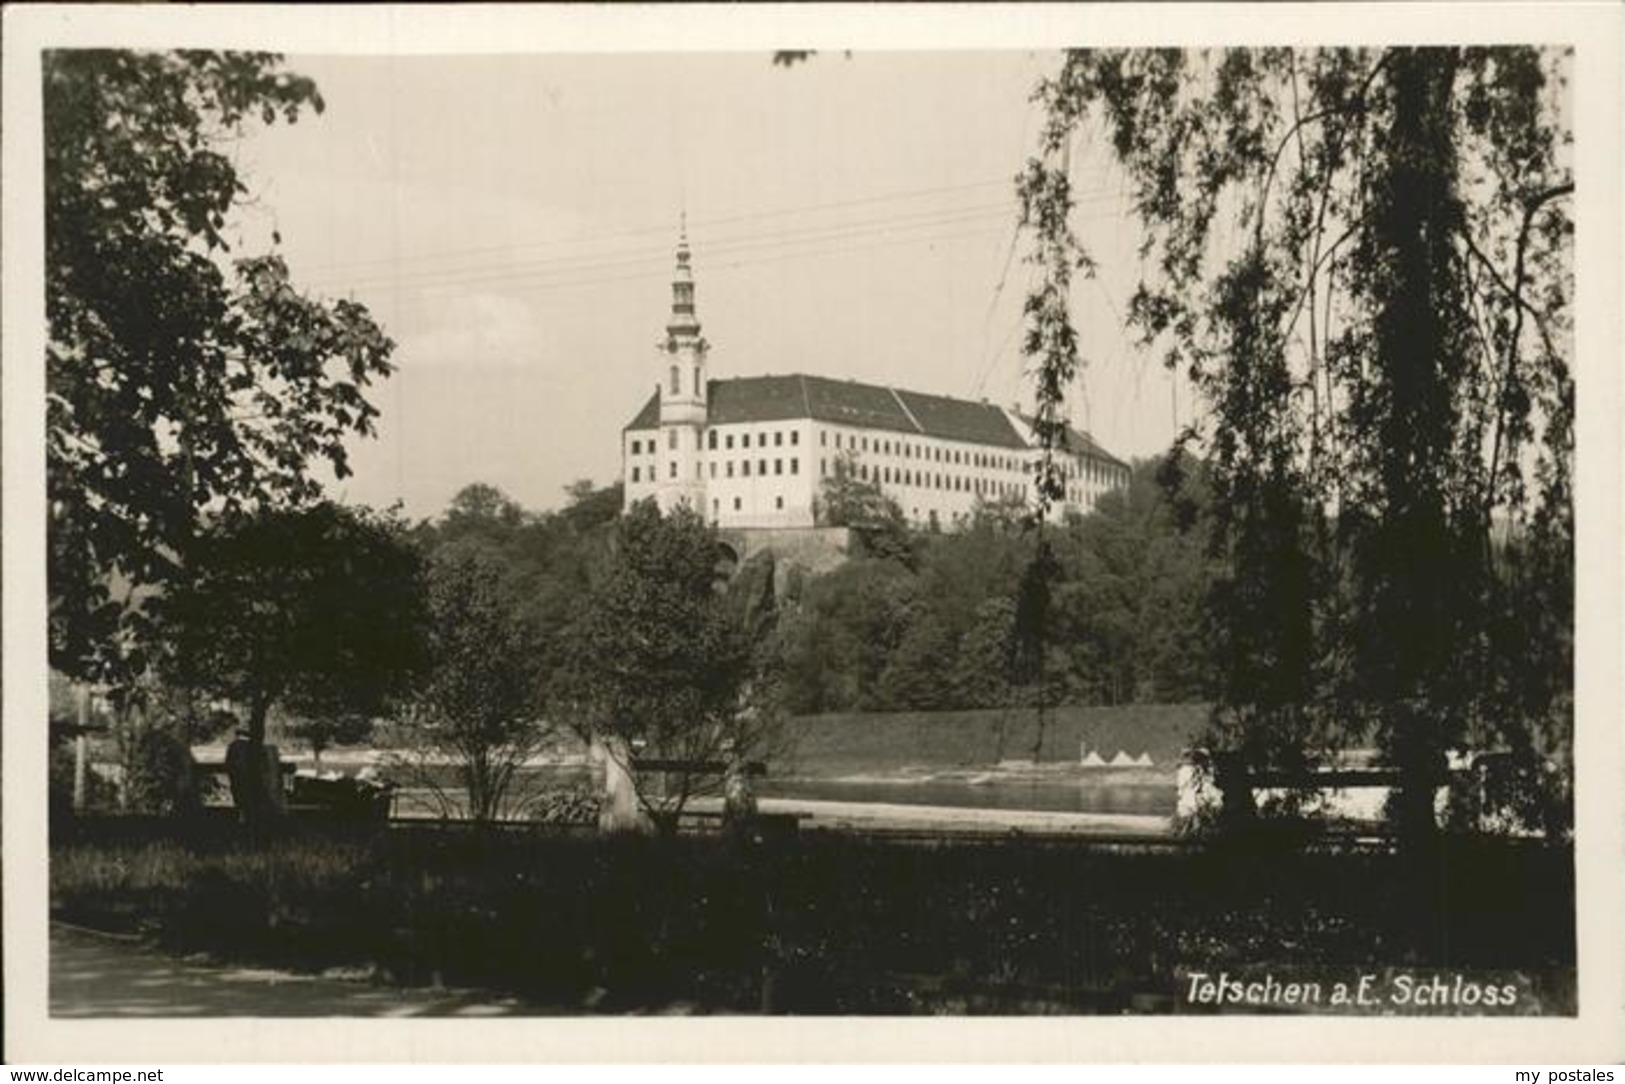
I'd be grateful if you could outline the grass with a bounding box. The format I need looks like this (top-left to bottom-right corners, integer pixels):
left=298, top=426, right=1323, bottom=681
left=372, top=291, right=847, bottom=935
left=51, top=818, right=1575, bottom=1015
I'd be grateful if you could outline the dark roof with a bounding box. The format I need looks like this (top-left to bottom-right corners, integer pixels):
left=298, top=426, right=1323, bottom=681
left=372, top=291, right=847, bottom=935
left=627, top=373, right=1034, bottom=449
left=623, top=390, right=660, bottom=431
left=1066, top=427, right=1127, bottom=469
left=710, top=375, right=816, bottom=425
left=1014, top=412, right=1128, bottom=468
left=894, top=388, right=1027, bottom=448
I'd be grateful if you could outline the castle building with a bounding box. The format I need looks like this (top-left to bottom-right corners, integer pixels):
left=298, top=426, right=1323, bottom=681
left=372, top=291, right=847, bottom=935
left=621, top=233, right=1131, bottom=530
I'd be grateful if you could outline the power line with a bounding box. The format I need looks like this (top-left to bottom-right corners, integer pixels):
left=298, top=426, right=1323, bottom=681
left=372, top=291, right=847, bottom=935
left=368, top=218, right=1017, bottom=303
left=299, top=185, right=1129, bottom=291
left=306, top=199, right=1023, bottom=291
left=317, top=197, right=1134, bottom=298
left=298, top=176, right=1020, bottom=276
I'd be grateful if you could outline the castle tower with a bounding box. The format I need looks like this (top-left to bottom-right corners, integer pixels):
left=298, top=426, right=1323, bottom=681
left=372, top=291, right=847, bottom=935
left=655, top=222, right=708, bottom=514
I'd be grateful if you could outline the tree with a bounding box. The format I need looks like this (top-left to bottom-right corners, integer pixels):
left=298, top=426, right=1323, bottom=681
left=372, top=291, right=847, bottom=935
left=558, top=501, right=767, bottom=834
left=438, top=483, right=525, bottom=542
left=45, top=50, right=395, bottom=697
left=390, top=550, right=556, bottom=826
left=1019, top=48, right=1573, bottom=839
left=160, top=502, right=427, bottom=817
left=779, top=557, right=918, bottom=714
left=813, top=448, right=916, bottom=565
left=282, top=710, right=374, bottom=768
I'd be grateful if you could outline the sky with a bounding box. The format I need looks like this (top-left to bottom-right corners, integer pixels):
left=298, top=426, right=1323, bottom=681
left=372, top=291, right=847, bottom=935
left=231, top=51, right=1189, bottom=519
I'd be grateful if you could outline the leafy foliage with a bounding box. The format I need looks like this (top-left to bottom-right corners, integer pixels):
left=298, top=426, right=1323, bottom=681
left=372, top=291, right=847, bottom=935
left=780, top=457, right=1209, bottom=717
left=160, top=502, right=428, bottom=746
left=44, top=50, right=395, bottom=690
left=557, top=500, right=771, bottom=830
left=282, top=710, right=375, bottom=765
left=813, top=448, right=916, bottom=565
left=390, top=549, right=556, bottom=825
left=1019, top=48, right=1573, bottom=835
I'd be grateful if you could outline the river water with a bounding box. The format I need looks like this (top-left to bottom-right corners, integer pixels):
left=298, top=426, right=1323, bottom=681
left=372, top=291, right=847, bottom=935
left=373, top=761, right=1179, bottom=819
left=761, top=777, right=1177, bottom=816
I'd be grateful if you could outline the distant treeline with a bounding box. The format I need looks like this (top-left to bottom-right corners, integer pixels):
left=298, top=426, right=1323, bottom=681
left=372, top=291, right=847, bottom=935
left=422, top=456, right=1215, bottom=721
left=777, top=456, right=1214, bottom=714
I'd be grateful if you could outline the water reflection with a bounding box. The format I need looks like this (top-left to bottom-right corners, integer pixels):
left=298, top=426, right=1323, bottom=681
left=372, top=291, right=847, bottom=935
left=762, top=777, right=1176, bottom=816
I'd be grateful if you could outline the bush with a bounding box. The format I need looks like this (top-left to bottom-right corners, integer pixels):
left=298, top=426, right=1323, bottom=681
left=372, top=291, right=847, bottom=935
left=121, top=723, right=206, bottom=817
left=49, top=736, right=118, bottom=824
left=50, top=824, right=1577, bottom=1014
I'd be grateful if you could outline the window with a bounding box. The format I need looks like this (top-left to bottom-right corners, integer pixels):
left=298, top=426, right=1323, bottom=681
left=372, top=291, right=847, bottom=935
left=820, top=458, right=826, bottom=476
left=693, top=366, right=700, bottom=396
left=862, top=437, right=869, bottom=452
left=774, top=459, right=782, bottom=476
left=709, top=463, right=717, bottom=478
left=835, top=433, right=843, bottom=449
left=696, top=463, right=702, bottom=479
left=708, top=431, right=717, bottom=450
left=791, top=431, right=799, bottom=446
left=790, top=458, right=799, bottom=475
left=630, top=439, right=640, bottom=455
left=727, top=462, right=734, bottom=478
left=759, top=459, right=768, bottom=475
left=712, top=499, right=719, bottom=518
left=775, top=496, right=784, bottom=510
left=632, top=466, right=640, bottom=483
left=742, top=461, right=751, bottom=477
left=669, top=366, right=679, bottom=394
left=820, top=431, right=827, bottom=447
left=733, top=497, right=742, bottom=511
left=668, top=430, right=678, bottom=451
left=669, top=462, right=677, bottom=479
left=726, top=434, right=735, bottom=450
left=775, top=431, right=783, bottom=447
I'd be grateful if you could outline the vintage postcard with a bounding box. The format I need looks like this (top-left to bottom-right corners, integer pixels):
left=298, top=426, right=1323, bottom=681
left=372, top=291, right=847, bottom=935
left=4, top=2, right=1621, bottom=1065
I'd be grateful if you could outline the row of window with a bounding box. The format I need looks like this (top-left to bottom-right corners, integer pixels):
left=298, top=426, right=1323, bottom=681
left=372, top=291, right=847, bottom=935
left=823, top=457, right=1028, bottom=500
left=631, top=428, right=804, bottom=456
left=716, top=458, right=799, bottom=479
left=628, top=432, right=683, bottom=455
left=821, top=429, right=1120, bottom=486
left=633, top=429, right=1119, bottom=484
left=708, top=428, right=799, bottom=451
left=631, top=458, right=803, bottom=484
left=820, top=429, right=1031, bottom=472
left=713, top=495, right=788, bottom=516
left=633, top=454, right=1122, bottom=498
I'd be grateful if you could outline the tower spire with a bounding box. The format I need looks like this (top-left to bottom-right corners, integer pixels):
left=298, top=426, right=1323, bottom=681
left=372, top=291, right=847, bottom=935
left=666, top=221, right=701, bottom=349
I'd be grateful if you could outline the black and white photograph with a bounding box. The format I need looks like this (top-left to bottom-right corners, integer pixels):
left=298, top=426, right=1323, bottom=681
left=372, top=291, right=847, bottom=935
left=4, top=2, right=1621, bottom=1066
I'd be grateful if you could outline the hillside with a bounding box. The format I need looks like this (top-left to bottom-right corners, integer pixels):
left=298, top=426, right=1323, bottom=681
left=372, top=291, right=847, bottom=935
left=781, top=703, right=1209, bottom=777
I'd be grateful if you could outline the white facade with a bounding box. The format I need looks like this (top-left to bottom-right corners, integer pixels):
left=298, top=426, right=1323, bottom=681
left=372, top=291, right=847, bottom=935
left=622, top=238, right=1131, bottom=530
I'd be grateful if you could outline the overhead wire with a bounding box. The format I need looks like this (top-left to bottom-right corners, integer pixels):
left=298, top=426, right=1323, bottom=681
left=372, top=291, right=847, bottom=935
left=297, top=176, right=1022, bottom=276
left=300, top=181, right=1127, bottom=293
left=312, top=192, right=1131, bottom=299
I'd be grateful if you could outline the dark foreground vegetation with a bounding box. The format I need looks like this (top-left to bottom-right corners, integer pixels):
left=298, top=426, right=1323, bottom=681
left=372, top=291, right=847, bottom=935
left=52, top=821, right=1574, bottom=1015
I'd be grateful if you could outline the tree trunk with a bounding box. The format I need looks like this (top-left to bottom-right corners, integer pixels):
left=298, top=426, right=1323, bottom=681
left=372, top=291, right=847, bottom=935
left=594, top=733, right=651, bottom=834
left=1364, top=50, right=1465, bottom=852
left=228, top=694, right=286, bottom=826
